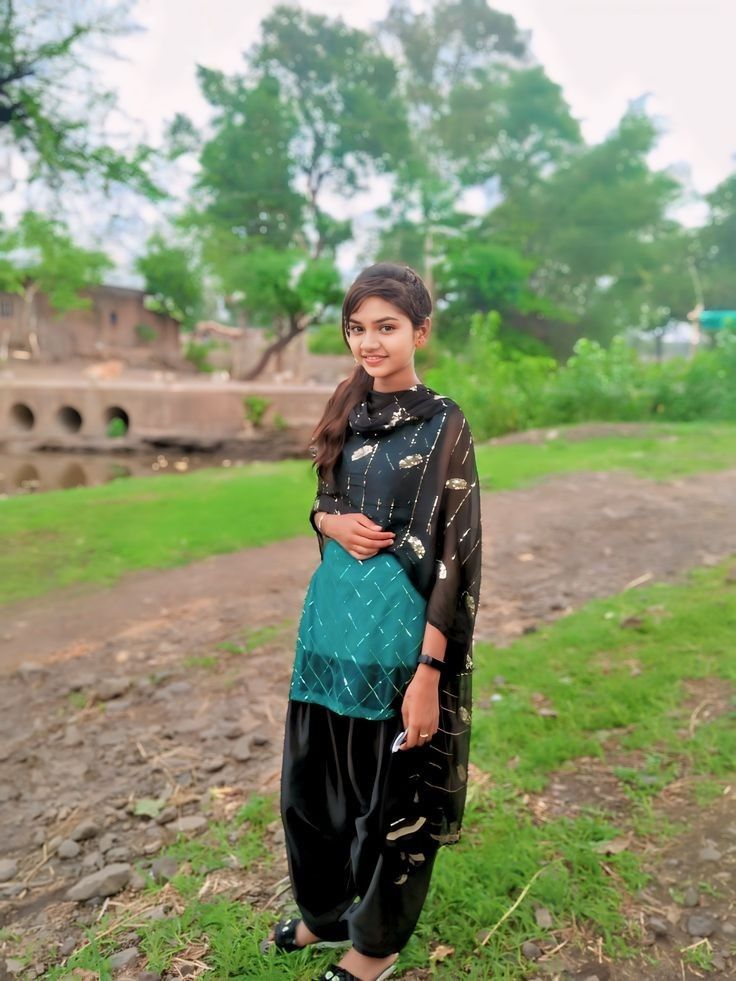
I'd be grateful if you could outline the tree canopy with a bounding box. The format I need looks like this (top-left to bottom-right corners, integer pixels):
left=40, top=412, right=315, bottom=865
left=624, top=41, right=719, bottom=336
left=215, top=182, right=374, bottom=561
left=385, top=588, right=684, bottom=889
left=0, top=0, right=161, bottom=197
left=0, top=210, right=112, bottom=355
left=10, top=0, right=733, bottom=371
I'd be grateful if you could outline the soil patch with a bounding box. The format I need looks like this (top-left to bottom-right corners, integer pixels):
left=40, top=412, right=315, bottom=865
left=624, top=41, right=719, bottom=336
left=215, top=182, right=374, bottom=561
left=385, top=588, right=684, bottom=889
left=2, top=465, right=736, bottom=977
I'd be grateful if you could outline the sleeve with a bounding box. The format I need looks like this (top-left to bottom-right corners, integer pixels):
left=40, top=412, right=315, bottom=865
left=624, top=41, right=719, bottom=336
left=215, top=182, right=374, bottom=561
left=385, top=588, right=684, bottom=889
left=425, top=408, right=482, bottom=639
left=309, top=472, right=347, bottom=560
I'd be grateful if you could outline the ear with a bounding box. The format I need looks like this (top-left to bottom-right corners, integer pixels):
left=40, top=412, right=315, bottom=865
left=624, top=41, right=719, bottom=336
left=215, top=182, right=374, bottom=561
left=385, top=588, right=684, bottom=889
left=415, top=317, right=432, bottom=346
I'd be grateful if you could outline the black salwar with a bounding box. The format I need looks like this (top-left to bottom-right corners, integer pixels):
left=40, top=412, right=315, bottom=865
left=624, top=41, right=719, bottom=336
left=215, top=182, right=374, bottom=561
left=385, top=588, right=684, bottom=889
left=277, top=382, right=482, bottom=959
left=280, top=699, right=440, bottom=957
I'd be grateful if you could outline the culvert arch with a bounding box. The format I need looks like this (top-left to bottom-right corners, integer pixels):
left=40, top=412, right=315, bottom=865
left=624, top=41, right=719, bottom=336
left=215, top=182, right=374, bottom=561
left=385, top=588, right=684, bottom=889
left=10, top=402, right=35, bottom=431
left=56, top=405, right=83, bottom=433
left=14, top=463, right=41, bottom=493
left=60, top=463, right=88, bottom=489
left=104, top=405, right=130, bottom=436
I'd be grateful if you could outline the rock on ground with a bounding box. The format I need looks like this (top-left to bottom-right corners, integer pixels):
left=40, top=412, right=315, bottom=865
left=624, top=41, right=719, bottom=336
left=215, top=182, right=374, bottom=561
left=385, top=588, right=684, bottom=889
left=66, top=863, right=131, bottom=902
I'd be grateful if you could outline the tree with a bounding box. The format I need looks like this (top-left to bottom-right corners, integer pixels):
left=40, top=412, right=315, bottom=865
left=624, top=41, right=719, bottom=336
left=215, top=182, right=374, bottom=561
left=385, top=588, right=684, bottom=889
left=486, top=110, right=682, bottom=345
left=136, top=233, right=204, bottom=328
left=0, top=210, right=112, bottom=357
left=438, top=65, right=582, bottom=193
left=377, top=0, right=581, bottom=287
left=192, top=72, right=304, bottom=252
left=253, top=5, right=412, bottom=257
left=0, top=0, right=160, bottom=196
left=218, top=248, right=343, bottom=379
left=698, top=172, right=736, bottom=308
left=181, top=5, right=411, bottom=377
left=433, top=238, right=542, bottom=347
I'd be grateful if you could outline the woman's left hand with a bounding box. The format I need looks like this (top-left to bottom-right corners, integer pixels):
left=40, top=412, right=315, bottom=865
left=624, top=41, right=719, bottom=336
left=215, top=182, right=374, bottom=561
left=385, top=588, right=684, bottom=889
left=400, top=668, right=440, bottom=750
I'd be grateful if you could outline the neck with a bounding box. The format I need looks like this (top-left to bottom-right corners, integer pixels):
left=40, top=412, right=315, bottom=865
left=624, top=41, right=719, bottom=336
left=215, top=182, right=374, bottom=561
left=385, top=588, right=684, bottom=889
left=372, top=376, right=422, bottom=394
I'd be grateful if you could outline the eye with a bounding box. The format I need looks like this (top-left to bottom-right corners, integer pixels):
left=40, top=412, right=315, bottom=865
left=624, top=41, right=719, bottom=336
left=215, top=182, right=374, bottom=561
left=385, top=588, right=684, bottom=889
left=379, top=324, right=396, bottom=333
left=347, top=325, right=363, bottom=334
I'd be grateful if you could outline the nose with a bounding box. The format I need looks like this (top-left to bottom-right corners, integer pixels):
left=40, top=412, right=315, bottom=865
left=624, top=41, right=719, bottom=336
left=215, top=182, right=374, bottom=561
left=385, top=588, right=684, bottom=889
left=361, top=335, right=383, bottom=353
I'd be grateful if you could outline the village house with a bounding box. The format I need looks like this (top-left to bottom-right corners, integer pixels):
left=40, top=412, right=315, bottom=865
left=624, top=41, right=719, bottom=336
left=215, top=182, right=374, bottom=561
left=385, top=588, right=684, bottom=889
left=0, top=284, right=183, bottom=368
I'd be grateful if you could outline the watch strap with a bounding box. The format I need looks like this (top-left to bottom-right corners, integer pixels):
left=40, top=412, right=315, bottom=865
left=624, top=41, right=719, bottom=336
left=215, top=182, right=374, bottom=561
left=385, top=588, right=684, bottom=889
left=417, top=653, right=445, bottom=672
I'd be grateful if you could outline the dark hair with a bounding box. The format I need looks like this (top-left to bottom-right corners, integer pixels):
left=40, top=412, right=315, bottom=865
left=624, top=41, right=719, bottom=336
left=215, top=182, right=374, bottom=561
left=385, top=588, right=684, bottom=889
left=310, top=263, right=432, bottom=484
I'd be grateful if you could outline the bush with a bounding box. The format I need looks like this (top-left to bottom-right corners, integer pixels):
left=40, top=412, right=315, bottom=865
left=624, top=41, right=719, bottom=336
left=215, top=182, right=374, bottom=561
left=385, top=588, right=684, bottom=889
left=425, top=315, right=736, bottom=438
left=425, top=312, right=557, bottom=439
left=135, top=323, right=157, bottom=344
left=106, top=417, right=127, bottom=438
left=184, top=340, right=214, bottom=373
left=244, top=396, right=270, bottom=428
left=538, top=336, right=650, bottom=424
left=307, top=322, right=346, bottom=355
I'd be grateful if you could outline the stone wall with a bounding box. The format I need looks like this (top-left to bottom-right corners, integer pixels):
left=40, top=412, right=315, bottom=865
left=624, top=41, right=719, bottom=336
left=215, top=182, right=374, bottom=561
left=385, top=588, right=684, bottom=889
left=0, top=377, right=335, bottom=449
left=0, top=286, right=183, bottom=368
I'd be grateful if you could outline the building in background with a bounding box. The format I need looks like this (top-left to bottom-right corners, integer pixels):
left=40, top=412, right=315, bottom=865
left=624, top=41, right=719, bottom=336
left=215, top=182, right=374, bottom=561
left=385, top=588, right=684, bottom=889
left=0, top=285, right=183, bottom=369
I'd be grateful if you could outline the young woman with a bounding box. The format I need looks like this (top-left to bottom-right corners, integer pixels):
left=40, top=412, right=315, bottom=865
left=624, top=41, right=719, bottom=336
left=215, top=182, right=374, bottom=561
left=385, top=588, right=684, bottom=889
left=262, top=263, right=482, bottom=981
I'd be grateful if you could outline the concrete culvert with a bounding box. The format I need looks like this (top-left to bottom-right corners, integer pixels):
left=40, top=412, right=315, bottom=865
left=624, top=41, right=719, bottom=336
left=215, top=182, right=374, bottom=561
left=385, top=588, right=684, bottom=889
left=10, top=402, right=35, bottom=431
left=60, top=463, right=88, bottom=489
left=105, top=405, right=129, bottom=437
left=56, top=405, right=83, bottom=433
left=15, top=463, right=41, bottom=492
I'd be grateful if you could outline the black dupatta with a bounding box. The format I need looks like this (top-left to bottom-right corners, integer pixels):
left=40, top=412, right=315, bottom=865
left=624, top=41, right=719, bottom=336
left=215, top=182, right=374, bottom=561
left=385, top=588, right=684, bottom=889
left=310, top=383, right=482, bottom=848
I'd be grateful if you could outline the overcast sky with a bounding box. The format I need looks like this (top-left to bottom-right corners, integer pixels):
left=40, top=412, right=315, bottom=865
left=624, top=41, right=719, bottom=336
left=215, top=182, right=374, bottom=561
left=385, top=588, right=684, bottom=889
left=104, top=0, right=736, bottom=199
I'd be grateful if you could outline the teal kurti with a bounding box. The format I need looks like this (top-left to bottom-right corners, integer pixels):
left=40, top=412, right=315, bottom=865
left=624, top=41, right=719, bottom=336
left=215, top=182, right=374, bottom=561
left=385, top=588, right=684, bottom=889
left=288, top=382, right=482, bottom=847
left=290, top=539, right=427, bottom=720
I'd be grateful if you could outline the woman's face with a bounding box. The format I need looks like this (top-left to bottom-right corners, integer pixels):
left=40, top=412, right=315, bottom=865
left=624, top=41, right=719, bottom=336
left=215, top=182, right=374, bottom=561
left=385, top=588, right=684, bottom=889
left=345, top=295, right=429, bottom=392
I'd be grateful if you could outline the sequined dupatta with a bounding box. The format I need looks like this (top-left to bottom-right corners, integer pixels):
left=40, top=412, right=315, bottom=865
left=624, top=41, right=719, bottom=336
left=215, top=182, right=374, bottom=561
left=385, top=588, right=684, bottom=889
left=308, top=383, right=482, bottom=847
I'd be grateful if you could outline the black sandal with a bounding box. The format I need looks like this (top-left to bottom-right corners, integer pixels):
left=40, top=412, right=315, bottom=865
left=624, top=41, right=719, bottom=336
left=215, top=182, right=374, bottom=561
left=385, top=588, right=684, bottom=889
left=260, top=916, right=302, bottom=954
left=313, top=958, right=398, bottom=981
left=260, top=916, right=349, bottom=954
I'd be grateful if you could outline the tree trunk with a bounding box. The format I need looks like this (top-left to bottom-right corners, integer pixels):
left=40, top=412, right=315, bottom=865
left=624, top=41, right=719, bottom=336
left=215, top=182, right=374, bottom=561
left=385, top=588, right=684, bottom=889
left=423, top=227, right=434, bottom=300
left=20, top=282, right=40, bottom=358
left=243, top=320, right=302, bottom=380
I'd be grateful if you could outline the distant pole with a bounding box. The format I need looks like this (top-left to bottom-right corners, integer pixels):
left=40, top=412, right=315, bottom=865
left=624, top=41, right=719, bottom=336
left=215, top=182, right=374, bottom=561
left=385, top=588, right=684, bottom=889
left=687, top=259, right=704, bottom=360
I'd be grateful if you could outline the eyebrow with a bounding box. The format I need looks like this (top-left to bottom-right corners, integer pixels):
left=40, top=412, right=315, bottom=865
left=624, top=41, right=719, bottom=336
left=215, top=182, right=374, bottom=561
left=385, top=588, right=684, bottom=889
left=347, top=316, right=399, bottom=325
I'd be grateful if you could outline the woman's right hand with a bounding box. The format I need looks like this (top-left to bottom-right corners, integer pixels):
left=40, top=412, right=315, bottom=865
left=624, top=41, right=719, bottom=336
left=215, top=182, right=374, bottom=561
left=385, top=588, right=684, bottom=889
left=321, top=512, right=395, bottom=560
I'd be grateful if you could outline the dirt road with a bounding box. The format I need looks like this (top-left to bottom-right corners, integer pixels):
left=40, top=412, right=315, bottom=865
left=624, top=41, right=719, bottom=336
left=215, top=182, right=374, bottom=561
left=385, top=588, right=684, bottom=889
left=1, top=458, right=735, bottom=978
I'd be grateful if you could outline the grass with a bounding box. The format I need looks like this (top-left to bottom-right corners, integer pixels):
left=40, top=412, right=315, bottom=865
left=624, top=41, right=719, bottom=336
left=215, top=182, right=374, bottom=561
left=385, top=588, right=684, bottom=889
left=42, top=558, right=736, bottom=979
left=0, top=459, right=315, bottom=605
left=2, top=421, right=736, bottom=606
left=476, top=419, right=736, bottom=489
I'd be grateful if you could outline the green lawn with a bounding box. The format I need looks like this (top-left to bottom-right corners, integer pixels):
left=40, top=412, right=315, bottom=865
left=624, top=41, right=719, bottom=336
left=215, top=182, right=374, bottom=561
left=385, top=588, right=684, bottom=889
left=45, top=559, right=736, bottom=979
left=2, top=421, right=735, bottom=606
left=476, top=420, right=736, bottom=489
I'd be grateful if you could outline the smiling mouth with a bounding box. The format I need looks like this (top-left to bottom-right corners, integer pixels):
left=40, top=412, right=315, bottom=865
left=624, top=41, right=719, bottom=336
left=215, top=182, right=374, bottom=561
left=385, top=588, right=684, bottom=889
left=363, top=356, right=387, bottom=363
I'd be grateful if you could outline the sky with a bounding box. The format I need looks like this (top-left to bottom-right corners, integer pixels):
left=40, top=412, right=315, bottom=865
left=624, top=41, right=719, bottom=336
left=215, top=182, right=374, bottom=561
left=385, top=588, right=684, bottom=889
left=102, top=0, right=736, bottom=200
left=24, top=0, right=731, bottom=283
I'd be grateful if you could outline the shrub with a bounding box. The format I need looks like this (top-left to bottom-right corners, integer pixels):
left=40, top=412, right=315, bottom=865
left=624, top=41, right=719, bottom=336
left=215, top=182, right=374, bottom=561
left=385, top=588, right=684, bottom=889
left=244, top=396, right=270, bottom=428
left=106, top=417, right=127, bottom=438
left=307, top=322, right=346, bottom=355
left=135, top=323, right=157, bottom=344
left=425, top=315, right=736, bottom=437
left=184, top=340, right=214, bottom=373
left=425, top=312, right=557, bottom=439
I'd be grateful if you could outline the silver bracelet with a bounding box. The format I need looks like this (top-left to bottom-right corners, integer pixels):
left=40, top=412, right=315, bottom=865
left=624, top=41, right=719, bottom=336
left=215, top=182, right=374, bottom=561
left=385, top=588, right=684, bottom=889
left=316, top=513, right=327, bottom=533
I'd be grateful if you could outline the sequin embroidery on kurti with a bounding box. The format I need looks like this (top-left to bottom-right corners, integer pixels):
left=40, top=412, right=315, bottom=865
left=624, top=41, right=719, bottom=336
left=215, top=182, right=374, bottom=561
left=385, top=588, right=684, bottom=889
left=295, top=382, right=483, bottom=849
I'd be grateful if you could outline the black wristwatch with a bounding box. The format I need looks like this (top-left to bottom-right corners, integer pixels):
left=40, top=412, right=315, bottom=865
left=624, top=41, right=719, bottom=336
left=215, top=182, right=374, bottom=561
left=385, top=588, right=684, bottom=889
left=417, top=653, right=445, bottom=672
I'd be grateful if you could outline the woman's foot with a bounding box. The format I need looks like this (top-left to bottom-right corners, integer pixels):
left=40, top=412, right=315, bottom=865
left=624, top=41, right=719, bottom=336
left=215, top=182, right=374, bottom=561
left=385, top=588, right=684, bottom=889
left=261, top=916, right=324, bottom=952
left=336, top=948, right=399, bottom=980
left=294, top=920, right=322, bottom=946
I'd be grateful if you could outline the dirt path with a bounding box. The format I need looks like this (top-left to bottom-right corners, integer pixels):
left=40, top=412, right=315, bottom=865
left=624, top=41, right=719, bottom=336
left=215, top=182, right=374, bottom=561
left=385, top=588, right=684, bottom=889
left=1, top=464, right=736, bottom=978
left=4, top=466, right=736, bottom=673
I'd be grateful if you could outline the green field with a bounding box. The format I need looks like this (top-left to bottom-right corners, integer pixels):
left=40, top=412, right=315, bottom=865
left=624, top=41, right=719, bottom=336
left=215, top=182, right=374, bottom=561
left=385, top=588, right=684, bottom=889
left=2, top=421, right=735, bottom=606
left=6, top=420, right=735, bottom=978
left=44, top=560, right=736, bottom=979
